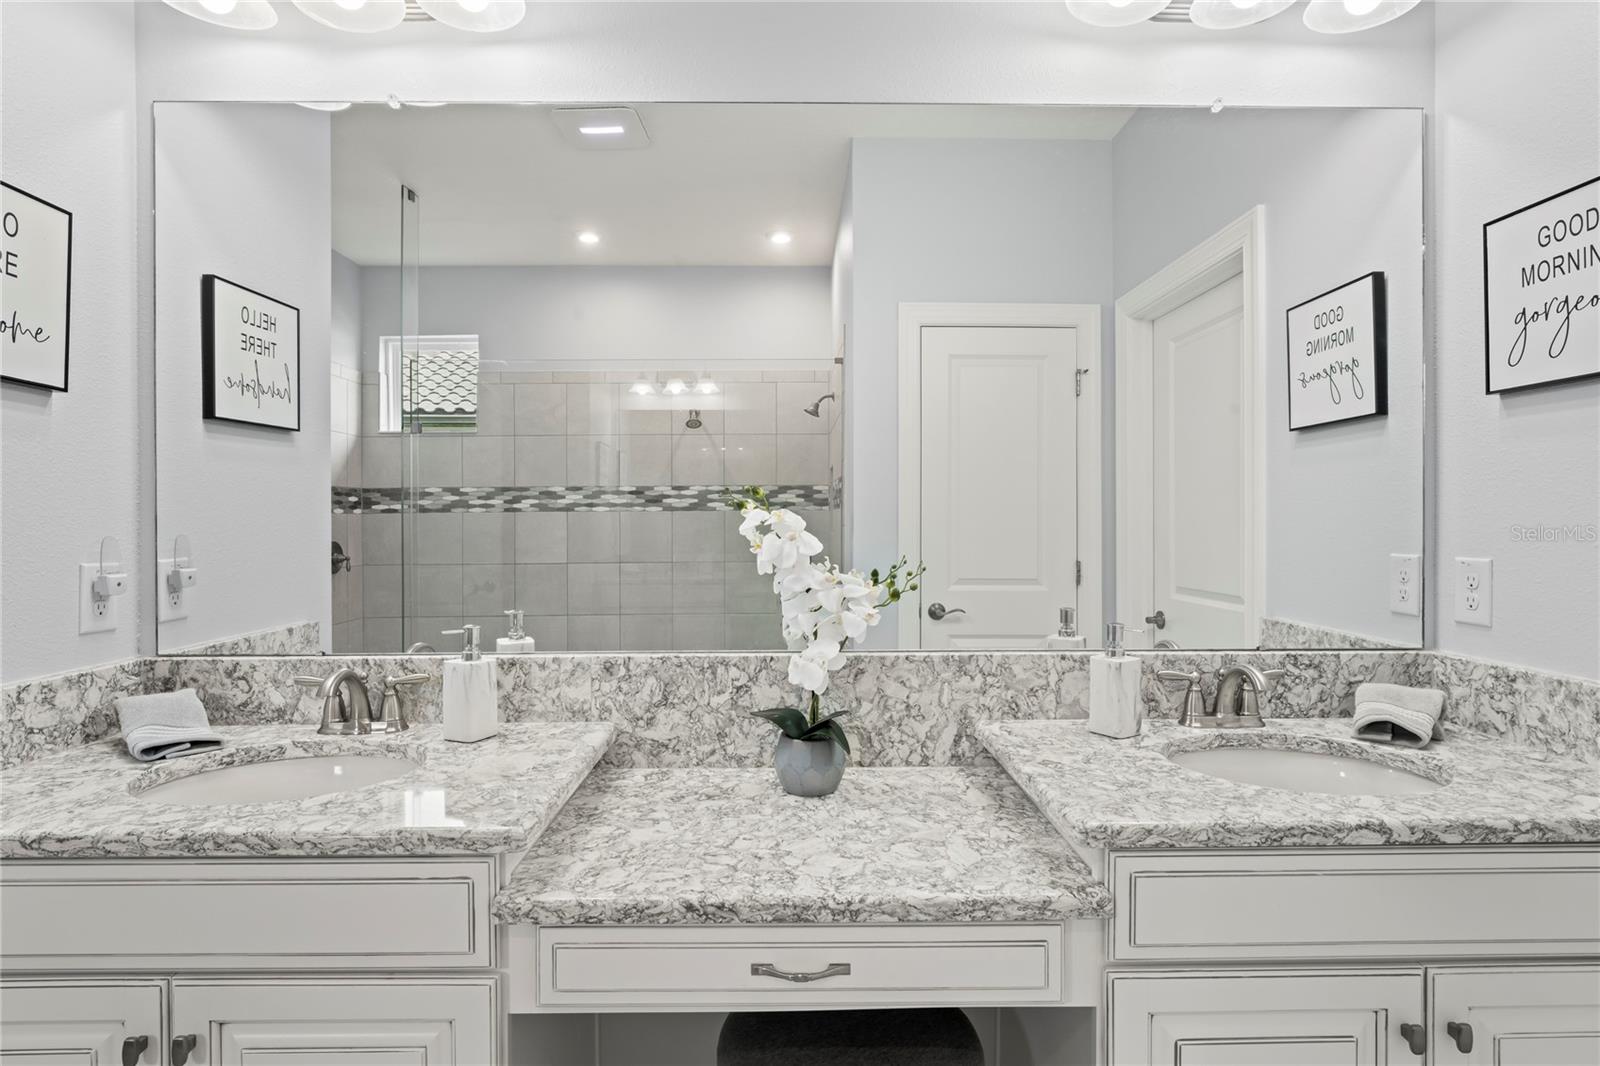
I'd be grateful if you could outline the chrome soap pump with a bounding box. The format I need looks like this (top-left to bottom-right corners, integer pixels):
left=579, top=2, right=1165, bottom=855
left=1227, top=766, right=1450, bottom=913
left=1043, top=606, right=1087, bottom=650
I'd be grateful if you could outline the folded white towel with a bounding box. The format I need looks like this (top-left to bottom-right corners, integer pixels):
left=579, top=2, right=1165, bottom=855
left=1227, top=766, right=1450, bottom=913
left=1351, top=682, right=1446, bottom=749
left=115, top=689, right=225, bottom=762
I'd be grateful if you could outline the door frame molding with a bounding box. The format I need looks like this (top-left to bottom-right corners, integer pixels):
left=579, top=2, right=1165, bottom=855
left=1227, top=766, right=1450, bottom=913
left=897, top=302, right=1103, bottom=650
left=1114, top=206, right=1267, bottom=650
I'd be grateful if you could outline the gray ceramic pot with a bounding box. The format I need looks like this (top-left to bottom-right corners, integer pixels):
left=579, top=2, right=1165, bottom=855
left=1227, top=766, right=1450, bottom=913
left=774, top=735, right=847, bottom=797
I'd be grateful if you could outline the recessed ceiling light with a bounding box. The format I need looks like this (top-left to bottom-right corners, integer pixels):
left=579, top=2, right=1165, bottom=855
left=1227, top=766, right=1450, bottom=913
left=578, top=125, right=627, bottom=136
left=1189, top=0, right=1295, bottom=29
left=550, top=108, right=651, bottom=151
left=768, top=231, right=794, bottom=246
left=292, top=0, right=407, bottom=33
left=417, top=0, right=527, bottom=32
left=162, top=0, right=278, bottom=30
left=296, top=101, right=353, bottom=112
left=577, top=231, right=601, bottom=246
left=1062, top=1, right=1169, bottom=28
left=1303, top=0, right=1420, bottom=33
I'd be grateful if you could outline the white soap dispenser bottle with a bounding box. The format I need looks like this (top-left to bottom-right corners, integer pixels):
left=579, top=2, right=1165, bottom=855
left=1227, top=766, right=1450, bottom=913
left=1088, top=621, right=1143, bottom=739
left=1043, top=607, right=1087, bottom=650
left=441, top=625, right=498, bottom=743
left=497, top=609, right=537, bottom=655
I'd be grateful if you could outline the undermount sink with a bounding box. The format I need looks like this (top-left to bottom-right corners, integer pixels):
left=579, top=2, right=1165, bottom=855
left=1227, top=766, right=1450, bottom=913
left=1167, top=746, right=1442, bottom=796
left=136, top=754, right=416, bottom=806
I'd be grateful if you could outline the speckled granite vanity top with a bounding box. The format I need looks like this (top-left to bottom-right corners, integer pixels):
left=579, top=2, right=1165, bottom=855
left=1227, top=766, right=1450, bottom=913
left=978, top=718, right=1600, bottom=850
left=0, top=722, right=614, bottom=858
left=492, top=766, right=1113, bottom=925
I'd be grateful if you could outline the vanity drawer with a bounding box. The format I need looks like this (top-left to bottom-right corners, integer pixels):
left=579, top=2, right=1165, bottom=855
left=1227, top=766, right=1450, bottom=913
left=535, top=923, right=1067, bottom=1009
left=0, top=858, right=494, bottom=970
left=1110, top=846, right=1600, bottom=962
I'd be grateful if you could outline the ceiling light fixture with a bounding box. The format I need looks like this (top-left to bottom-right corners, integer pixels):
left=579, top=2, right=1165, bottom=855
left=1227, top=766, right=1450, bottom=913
left=629, top=378, right=657, bottom=396
left=578, top=125, right=627, bottom=136
left=1061, top=1, right=1169, bottom=28
left=292, top=0, right=407, bottom=33
left=162, top=0, right=278, bottom=30
left=576, top=231, right=601, bottom=246
left=417, top=0, right=527, bottom=32
left=1303, top=0, right=1420, bottom=34
left=693, top=377, right=720, bottom=395
left=295, top=101, right=353, bottom=112
left=768, top=231, right=794, bottom=246
left=1189, top=0, right=1295, bottom=29
left=662, top=378, right=688, bottom=396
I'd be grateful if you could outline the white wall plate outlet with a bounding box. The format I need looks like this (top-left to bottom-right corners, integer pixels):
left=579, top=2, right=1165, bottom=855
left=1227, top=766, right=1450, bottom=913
left=78, top=563, right=117, bottom=634
left=157, top=556, right=190, bottom=622
left=1454, top=556, right=1493, bottom=626
left=1388, top=553, right=1421, bottom=616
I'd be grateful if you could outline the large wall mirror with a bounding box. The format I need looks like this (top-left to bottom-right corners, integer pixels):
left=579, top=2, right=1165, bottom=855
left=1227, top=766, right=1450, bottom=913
left=152, top=102, right=1424, bottom=656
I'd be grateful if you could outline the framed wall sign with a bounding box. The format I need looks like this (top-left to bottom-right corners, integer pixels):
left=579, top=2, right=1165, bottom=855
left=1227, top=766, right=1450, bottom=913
left=1483, top=177, right=1599, bottom=394
left=202, top=274, right=301, bottom=430
left=0, top=181, right=73, bottom=391
left=1285, top=271, right=1387, bottom=430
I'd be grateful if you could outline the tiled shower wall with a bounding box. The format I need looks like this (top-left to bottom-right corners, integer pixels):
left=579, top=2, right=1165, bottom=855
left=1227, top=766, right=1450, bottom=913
left=331, top=364, right=843, bottom=653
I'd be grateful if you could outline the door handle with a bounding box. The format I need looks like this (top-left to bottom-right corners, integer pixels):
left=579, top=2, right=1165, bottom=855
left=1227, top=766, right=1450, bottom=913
left=1399, top=1022, right=1426, bottom=1056
left=1446, top=1021, right=1474, bottom=1053
left=1144, top=610, right=1167, bottom=629
left=121, top=1036, right=148, bottom=1066
left=927, top=602, right=966, bottom=621
left=750, top=962, right=852, bottom=983
left=171, top=1034, right=198, bottom=1066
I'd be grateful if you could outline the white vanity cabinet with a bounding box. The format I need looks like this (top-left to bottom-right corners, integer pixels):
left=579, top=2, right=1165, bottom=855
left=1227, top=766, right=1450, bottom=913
left=0, top=980, right=166, bottom=1065
left=1428, top=966, right=1600, bottom=1065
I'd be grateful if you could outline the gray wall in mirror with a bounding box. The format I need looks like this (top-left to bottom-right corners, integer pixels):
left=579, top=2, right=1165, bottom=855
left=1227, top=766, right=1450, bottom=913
left=152, top=102, right=1424, bottom=656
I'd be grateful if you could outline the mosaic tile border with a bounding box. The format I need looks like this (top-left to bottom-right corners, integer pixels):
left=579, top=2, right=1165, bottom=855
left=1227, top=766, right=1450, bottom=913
left=332, top=484, right=831, bottom=515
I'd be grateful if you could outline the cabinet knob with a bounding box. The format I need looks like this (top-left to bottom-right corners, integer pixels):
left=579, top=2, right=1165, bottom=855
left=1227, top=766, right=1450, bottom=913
left=171, top=1034, right=198, bottom=1066
left=121, top=1035, right=149, bottom=1066
left=1399, top=1022, right=1427, bottom=1056
left=1446, top=1021, right=1474, bottom=1053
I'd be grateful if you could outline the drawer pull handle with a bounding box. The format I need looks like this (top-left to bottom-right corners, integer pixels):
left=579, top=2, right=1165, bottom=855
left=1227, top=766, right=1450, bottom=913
left=1446, top=1021, right=1474, bottom=1053
left=121, top=1036, right=148, bottom=1066
left=750, top=961, right=852, bottom=983
left=1399, top=1022, right=1427, bottom=1056
left=172, top=1034, right=198, bottom=1066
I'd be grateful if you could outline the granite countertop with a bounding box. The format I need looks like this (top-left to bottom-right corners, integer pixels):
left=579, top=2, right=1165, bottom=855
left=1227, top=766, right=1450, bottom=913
left=492, top=766, right=1113, bottom=926
left=0, top=722, right=614, bottom=859
left=979, top=717, right=1600, bottom=850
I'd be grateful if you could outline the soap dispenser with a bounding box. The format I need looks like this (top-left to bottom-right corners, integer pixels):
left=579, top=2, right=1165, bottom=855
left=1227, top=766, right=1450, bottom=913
left=441, top=625, right=498, bottom=743
left=1088, top=621, right=1143, bottom=739
left=1043, top=607, right=1087, bottom=650
left=497, top=609, right=537, bottom=655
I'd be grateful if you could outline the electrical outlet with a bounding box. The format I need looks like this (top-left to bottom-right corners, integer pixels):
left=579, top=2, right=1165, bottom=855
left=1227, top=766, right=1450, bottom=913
left=78, top=563, right=117, bottom=634
left=1389, top=553, right=1421, bottom=616
left=1454, top=556, right=1493, bottom=626
left=157, top=557, right=190, bottom=622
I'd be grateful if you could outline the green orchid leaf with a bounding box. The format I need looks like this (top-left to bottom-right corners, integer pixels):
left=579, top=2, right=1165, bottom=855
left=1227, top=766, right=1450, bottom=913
left=751, top=706, right=810, bottom=739
left=808, top=717, right=852, bottom=755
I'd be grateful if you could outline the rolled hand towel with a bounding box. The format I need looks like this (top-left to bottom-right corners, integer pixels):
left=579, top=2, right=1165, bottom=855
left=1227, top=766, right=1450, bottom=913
left=115, top=689, right=225, bottom=762
left=1351, top=682, right=1446, bottom=749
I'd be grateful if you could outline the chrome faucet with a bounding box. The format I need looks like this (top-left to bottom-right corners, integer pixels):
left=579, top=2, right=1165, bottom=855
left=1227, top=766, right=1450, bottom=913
left=293, top=668, right=373, bottom=735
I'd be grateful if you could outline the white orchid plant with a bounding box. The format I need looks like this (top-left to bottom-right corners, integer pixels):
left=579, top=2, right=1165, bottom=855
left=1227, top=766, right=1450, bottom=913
left=733, top=487, right=925, bottom=753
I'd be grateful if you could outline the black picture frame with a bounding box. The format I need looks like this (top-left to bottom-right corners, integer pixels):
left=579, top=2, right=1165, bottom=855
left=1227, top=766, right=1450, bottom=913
left=0, top=181, right=73, bottom=392
left=201, top=273, right=302, bottom=431
left=1284, top=271, right=1389, bottom=431
left=1482, top=176, right=1600, bottom=395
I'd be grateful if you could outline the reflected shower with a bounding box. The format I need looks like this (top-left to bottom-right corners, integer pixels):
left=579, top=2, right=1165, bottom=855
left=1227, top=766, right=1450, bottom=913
left=803, top=393, right=836, bottom=418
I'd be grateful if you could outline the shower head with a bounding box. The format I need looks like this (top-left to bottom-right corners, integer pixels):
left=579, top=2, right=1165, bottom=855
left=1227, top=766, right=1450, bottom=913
left=803, top=393, right=837, bottom=418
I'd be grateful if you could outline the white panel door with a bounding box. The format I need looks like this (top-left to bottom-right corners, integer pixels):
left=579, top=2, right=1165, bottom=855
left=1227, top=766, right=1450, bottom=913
left=1151, top=273, right=1254, bottom=648
left=1430, top=966, right=1600, bottom=1065
left=170, top=978, right=496, bottom=1065
left=0, top=981, right=164, bottom=1065
left=1107, top=969, right=1422, bottom=1066
left=919, top=326, right=1078, bottom=649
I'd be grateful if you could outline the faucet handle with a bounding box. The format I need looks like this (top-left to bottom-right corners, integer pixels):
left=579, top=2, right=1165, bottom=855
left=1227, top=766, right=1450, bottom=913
left=383, top=673, right=430, bottom=691
left=1261, top=668, right=1286, bottom=687
left=1156, top=669, right=1201, bottom=685
left=292, top=675, right=325, bottom=688
left=1156, top=669, right=1207, bottom=726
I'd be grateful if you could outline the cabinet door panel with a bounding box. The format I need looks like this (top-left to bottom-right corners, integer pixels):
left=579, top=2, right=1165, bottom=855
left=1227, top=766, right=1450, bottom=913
left=1108, top=969, right=1422, bottom=1066
left=1430, top=966, right=1600, bottom=1066
left=171, top=978, right=496, bottom=1066
left=0, top=982, right=163, bottom=1066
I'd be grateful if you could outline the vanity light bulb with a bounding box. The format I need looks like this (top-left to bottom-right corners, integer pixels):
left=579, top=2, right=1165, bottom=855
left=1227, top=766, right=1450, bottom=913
left=663, top=378, right=688, bottom=396
left=458, top=0, right=492, bottom=10
left=629, top=381, right=657, bottom=396
left=1229, top=0, right=1260, bottom=7
left=1343, top=0, right=1382, bottom=13
left=334, top=0, right=368, bottom=9
left=693, top=378, right=720, bottom=395
left=199, top=0, right=238, bottom=13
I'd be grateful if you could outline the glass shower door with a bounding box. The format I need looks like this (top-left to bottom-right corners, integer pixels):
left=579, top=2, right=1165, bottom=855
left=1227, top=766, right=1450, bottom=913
left=398, top=184, right=424, bottom=653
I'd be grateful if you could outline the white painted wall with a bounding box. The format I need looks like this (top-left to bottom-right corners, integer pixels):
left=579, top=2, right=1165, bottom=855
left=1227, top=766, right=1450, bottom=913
left=356, top=266, right=830, bottom=369
left=0, top=1, right=138, bottom=683
left=153, top=103, right=332, bottom=653
left=1433, top=1, right=1600, bottom=680
left=1112, top=108, right=1426, bottom=647
left=331, top=251, right=362, bottom=372
left=844, top=138, right=1116, bottom=646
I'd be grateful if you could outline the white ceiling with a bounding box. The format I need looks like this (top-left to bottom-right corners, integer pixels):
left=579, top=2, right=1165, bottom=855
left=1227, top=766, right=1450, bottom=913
left=331, top=103, right=1134, bottom=267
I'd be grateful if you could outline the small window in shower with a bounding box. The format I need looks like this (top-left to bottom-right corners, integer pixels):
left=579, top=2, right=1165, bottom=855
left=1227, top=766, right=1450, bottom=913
left=377, top=334, right=480, bottom=433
